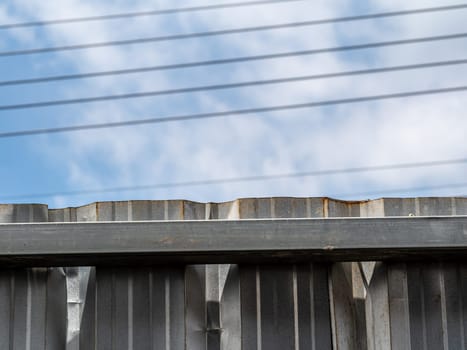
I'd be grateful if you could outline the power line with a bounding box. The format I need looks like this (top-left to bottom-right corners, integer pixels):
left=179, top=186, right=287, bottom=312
left=1, top=54, right=466, bottom=88
left=1, top=8, right=467, bottom=57
left=5, top=57, right=467, bottom=111
left=0, top=34, right=464, bottom=85
left=1, top=85, right=467, bottom=138
left=1, top=158, right=466, bottom=200
left=0, top=0, right=305, bottom=30
left=3, top=2, right=466, bottom=30
left=0, top=18, right=373, bottom=57
left=335, top=183, right=467, bottom=198
left=2, top=54, right=467, bottom=111
left=0, top=3, right=465, bottom=32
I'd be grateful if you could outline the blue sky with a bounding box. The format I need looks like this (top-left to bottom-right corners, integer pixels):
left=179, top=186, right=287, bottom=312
left=1, top=0, right=467, bottom=208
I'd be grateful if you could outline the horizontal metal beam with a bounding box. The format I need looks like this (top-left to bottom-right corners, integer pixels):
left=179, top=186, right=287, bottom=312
left=1, top=216, right=467, bottom=266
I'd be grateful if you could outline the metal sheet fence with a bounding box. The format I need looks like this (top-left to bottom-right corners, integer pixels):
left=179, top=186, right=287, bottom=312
left=0, top=204, right=67, bottom=350
left=362, top=198, right=467, bottom=350
left=55, top=199, right=333, bottom=350
left=1, top=197, right=467, bottom=349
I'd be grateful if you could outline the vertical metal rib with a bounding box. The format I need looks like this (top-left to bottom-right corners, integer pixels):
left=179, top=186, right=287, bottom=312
left=10, top=273, right=15, bottom=350
left=459, top=265, right=466, bottom=350
left=94, top=271, right=98, bottom=350
left=165, top=275, right=170, bottom=350
left=148, top=271, right=153, bottom=350
left=293, top=266, right=299, bottom=350
left=128, top=274, right=133, bottom=350
left=256, top=266, right=262, bottom=350
left=387, top=263, right=410, bottom=350
left=25, top=270, right=31, bottom=350
left=110, top=271, right=116, bottom=350
left=309, top=264, right=316, bottom=350
left=440, top=267, right=449, bottom=349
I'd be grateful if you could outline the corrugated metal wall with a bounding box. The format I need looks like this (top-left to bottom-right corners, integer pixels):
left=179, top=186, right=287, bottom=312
left=1, top=197, right=467, bottom=349
left=0, top=204, right=67, bottom=350
left=48, top=199, right=333, bottom=350
left=362, top=198, right=467, bottom=350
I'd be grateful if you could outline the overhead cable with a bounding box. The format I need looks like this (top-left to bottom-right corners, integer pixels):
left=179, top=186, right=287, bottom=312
left=1, top=158, right=466, bottom=200
left=336, top=183, right=467, bottom=198
left=2, top=54, right=467, bottom=111
left=1, top=85, right=467, bottom=138
left=0, top=0, right=305, bottom=30
left=1, top=14, right=467, bottom=57
left=2, top=3, right=466, bottom=30
left=1, top=56, right=466, bottom=87
left=0, top=3, right=465, bottom=32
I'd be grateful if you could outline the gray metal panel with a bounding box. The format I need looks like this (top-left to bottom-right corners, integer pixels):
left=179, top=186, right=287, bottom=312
left=0, top=204, right=67, bottom=350
left=4, top=216, right=467, bottom=264
left=366, top=262, right=467, bottom=350
left=79, top=266, right=185, bottom=350
left=236, top=263, right=332, bottom=350
left=5, top=196, right=467, bottom=350
left=64, top=199, right=333, bottom=350
left=362, top=197, right=467, bottom=350
left=50, top=204, right=94, bottom=350
left=231, top=197, right=332, bottom=350
left=70, top=201, right=193, bottom=350
left=63, top=200, right=223, bottom=350
left=325, top=198, right=365, bottom=350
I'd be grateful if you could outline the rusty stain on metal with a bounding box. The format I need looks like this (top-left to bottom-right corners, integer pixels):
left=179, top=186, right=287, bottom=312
left=95, top=202, right=100, bottom=221
left=327, top=197, right=371, bottom=205
left=323, top=197, right=329, bottom=217
left=180, top=200, right=185, bottom=219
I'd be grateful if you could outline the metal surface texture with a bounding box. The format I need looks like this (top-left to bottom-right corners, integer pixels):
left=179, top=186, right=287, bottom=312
left=0, top=204, right=67, bottom=350
left=362, top=197, right=467, bottom=350
left=1, top=216, right=467, bottom=265
left=1, top=197, right=467, bottom=349
left=56, top=199, right=332, bottom=350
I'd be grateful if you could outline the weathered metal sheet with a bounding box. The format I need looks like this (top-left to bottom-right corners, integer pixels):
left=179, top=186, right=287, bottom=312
left=359, top=197, right=467, bottom=350
left=2, top=216, right=467, bottom=265
left=51, top=199, right=332, bottom=350
left=232, top=263, right=333, bottom=350
left=78, top=266, right=186, bottom=350
left=3, top=197, right=467, bottom=350
left=52, top=201, right=212, bottom=350
left=224, top=197, right=333, bottom=350
left=0, top=204, right=67, bottom=350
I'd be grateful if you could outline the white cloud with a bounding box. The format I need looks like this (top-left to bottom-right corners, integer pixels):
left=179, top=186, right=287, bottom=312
left=2, top=0, right=467, bottom=207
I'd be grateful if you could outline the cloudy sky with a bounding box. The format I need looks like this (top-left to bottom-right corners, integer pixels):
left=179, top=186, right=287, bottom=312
left=0, top=0, right=466, bottom=208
